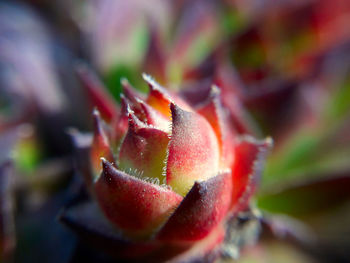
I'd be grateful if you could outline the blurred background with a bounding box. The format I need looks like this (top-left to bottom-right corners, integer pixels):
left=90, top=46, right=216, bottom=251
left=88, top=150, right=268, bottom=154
left=0, top=0, right=350, bottom=262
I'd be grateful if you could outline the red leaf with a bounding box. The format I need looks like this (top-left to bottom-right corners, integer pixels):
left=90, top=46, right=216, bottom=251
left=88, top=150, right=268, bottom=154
left=95, top=160, right=183, bottom=238
left=166, top=104, right=220, bottom=196
left=157, top=172, right=232, bottom=243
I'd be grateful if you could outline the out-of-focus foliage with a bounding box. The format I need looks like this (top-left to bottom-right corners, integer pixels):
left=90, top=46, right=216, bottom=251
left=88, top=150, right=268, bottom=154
left=0, top=0, right=349, bottom=262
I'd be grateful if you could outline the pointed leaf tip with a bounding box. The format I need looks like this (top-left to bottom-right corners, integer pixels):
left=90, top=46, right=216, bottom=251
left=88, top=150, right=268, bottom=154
left=127, top=111, right=146, bottom=132
left=142, top=73, right=158, bottom=89
left=169, top=102, right=177, bottom=116
left=143, top=75, right=191, bottom=118
left=231, top=136, right=273, bottom=212
left=137, top=99, right=170, bottom=132
left=121, top=79, right=142, bottom=104
left=101, top=157, right=110, bottom=171
left=120, top=95, right=134, bottom=115
left=120, top=77, right=129, bottom=86
left=91, top=110, right=114, bottom=176
left=157, top=172, right=232, bottom=242
left=76, top=64, right=119, bottom=122
left=210, top=85, right=221, bottom=97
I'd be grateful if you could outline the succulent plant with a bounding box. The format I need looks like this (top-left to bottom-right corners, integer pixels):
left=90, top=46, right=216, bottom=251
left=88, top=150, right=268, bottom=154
left=1, top=0, right=350, bottom=262
left=61, top=71, right=272, bottom=262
